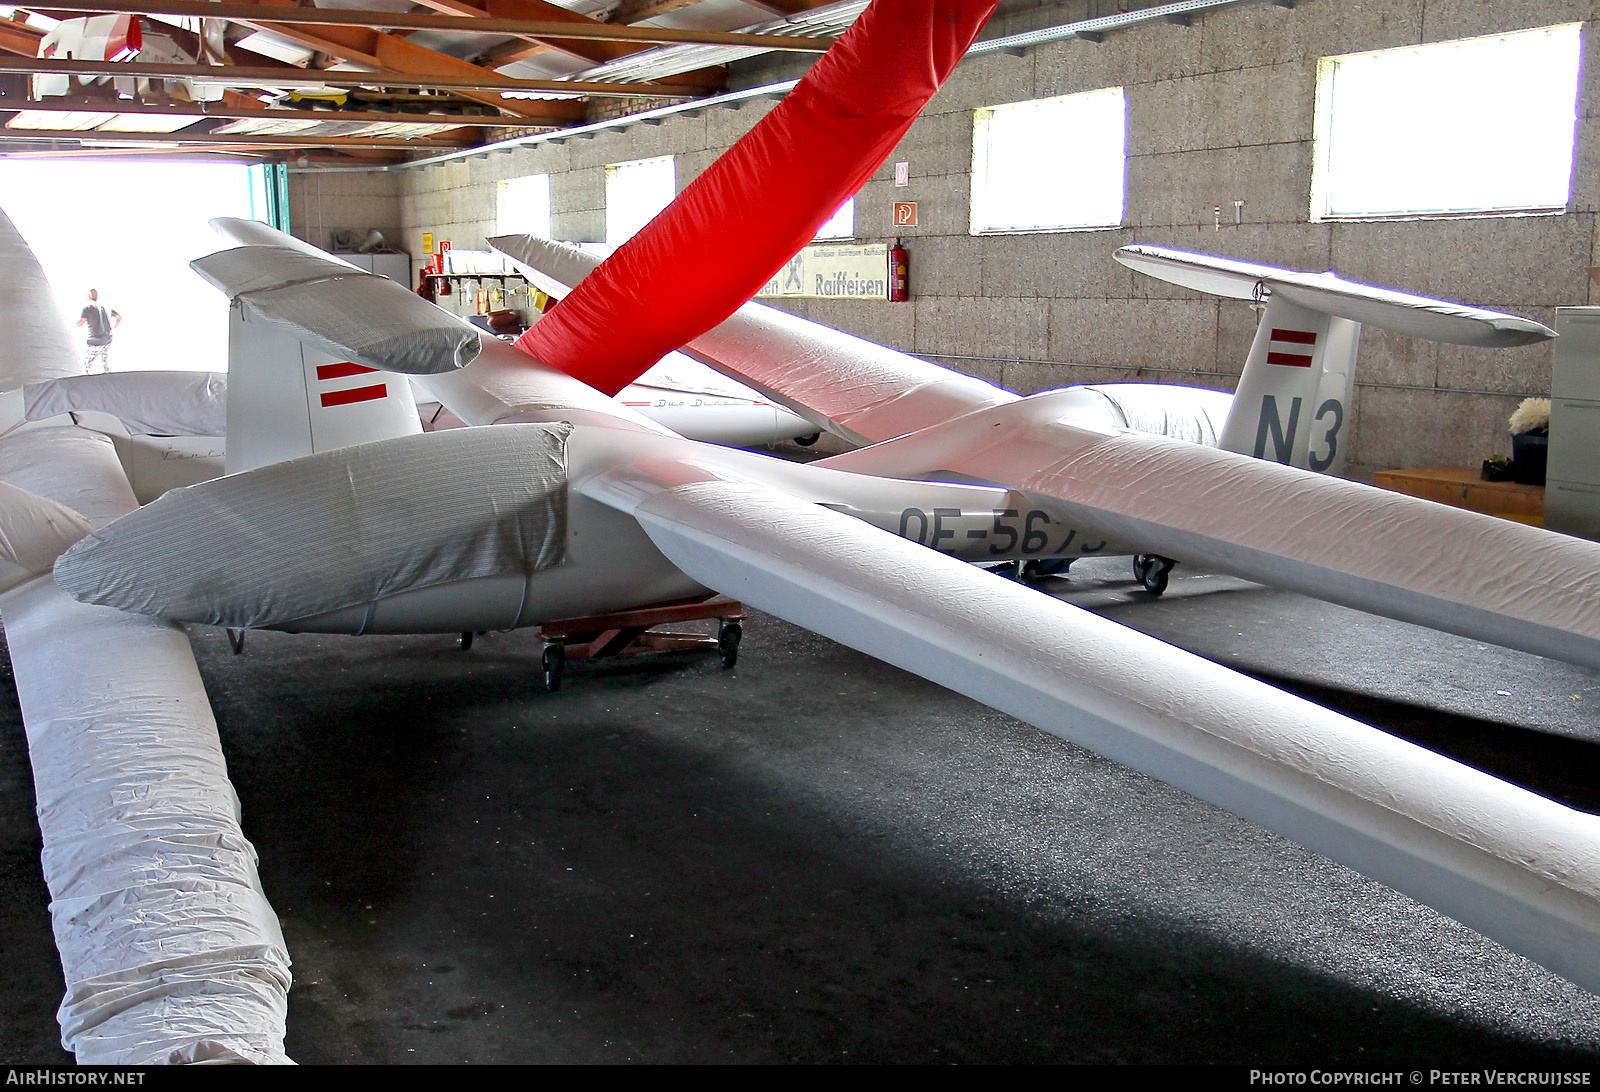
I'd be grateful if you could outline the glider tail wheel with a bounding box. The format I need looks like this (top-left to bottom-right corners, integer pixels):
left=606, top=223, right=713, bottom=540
left=542, top=643, right=566, bottom=693
left=718, top=620, right=742, bottom=669
left=1133, top=554, right=1176, bottom=595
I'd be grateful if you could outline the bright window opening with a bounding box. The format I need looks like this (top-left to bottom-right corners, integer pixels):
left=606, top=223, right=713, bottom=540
left=1310, top=24, right=1582, bottom=220
left=0, top=159, right=264, bottom=373
left=496, top=174, right=551, bottom=238
left=605, top=155, right=675, bottom=245
left=815, top=197, right=854, bottom=240
left=970, top=87, right=1126, bottom=234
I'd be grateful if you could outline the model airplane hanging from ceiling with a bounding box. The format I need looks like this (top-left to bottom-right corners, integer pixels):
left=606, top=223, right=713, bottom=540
left=4, top=0, right=1600, bottom=1066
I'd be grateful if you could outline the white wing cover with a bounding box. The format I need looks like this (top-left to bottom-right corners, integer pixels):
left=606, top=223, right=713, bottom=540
left=583, top=459, right=1600, bottom=995
left=0, top=428, right=290, bottom=1064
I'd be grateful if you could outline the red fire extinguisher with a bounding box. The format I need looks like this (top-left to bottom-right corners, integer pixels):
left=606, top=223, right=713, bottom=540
left=888, top=238, right=909, bottom=303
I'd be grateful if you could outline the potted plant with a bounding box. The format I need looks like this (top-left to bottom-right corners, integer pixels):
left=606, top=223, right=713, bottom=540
left=1509, top=397, right=1550, bottom=486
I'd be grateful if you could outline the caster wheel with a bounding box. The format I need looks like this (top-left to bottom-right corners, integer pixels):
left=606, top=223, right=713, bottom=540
left=718, top=622, right=742, bottom=669
left=1133, top=554, right=1173, bottom=596
left=542, top=643, right=566, bottom=692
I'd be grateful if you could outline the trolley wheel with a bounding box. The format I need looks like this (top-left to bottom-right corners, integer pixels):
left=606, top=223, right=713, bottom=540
left=717, top=621, right=742, bottom=669
left=1133, top=554, right=1173, bottom=596
left=542, top=643, right=566, bottom=692
left=1032, top=557, right=1073, bottom=578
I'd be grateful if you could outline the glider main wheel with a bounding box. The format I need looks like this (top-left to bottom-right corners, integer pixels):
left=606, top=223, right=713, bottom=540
left=459, top=631, right=473, bottom=651
left=718, top=621, right=742, bottom=669
left=542, top=643, right=566, bottom=693
left=1133, top=554, right=1174, bottom=596
left=794, top=433, right=821, bottom=447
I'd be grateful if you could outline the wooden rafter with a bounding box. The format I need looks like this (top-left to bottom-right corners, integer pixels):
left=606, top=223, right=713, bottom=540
left=0, top=127, right=469, bottom=147
left=32, top=2, right=831, bottom=52
left=4, top=94, right=579, bottom=127
left=1, top=56, right=707, bottom=97
left=743, top=0, right=844, bottom=16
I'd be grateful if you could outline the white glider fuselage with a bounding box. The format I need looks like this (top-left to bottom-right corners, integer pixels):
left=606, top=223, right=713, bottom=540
left=254, top=337, right=1135, bottom=636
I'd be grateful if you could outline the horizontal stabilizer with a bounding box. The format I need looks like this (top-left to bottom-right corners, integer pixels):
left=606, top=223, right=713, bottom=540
left=192, top=243, right=479, bottom=375
left=582, top=457, right=1600, bottom=996
left=1115, top=244, right=1555, bottom=347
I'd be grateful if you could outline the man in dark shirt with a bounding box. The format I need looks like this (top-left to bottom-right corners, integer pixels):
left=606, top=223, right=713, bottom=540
left=75, top=288, right=121, bottom=373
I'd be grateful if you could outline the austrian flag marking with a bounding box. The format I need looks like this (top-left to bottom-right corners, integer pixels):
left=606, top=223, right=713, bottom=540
left=315, top=361, right=388, bottom=407
left=1266, top=328, right=1317, bottom=368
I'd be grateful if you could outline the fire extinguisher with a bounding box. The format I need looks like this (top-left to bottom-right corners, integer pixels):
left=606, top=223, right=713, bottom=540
left=888, top=238, right=909, bottom=302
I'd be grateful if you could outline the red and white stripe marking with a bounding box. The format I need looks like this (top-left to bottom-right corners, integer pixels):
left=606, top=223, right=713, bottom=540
left=315, top=361, right=388, bottom=407
left=1266, top=328, right=1317, bottom=368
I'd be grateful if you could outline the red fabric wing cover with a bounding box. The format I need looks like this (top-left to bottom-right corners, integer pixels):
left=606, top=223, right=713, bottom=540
left=516, top=0, right=999, bottom=396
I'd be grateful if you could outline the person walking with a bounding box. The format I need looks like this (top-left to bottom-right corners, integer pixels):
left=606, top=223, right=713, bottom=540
left=75, top=289, right=121, bottom=373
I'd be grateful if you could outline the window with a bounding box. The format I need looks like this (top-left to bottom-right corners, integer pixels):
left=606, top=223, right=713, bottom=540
left=815, top=197, right=854, bottom=240
left=1310, top=24, right=1581, bottom=220
left=970, top=87, right=1126, bottom=234
left=496, top=174, right=550, bottom=238
left=605, top=155, right=675, bottom=245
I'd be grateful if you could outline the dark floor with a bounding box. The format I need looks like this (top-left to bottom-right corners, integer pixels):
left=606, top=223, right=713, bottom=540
left=6, top=557, right=1600, bottom=1065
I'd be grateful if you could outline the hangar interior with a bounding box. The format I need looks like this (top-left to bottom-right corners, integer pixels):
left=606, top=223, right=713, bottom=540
left=5, top=0, right=1600, bottom=1069
left=293, top=0, right=1600, bottom=473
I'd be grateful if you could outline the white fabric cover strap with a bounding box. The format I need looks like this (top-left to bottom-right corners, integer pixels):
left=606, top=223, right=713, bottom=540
left=25, top=371, right=227, bottom=436
left=56, top=424, right=571, bottom=629
left=0, top=427, right=290, bottom=1064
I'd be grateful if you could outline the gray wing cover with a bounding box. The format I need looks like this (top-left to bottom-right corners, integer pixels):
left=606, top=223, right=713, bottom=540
left=192, top=244, right=480, bottom=375
left=56, top=424, right=570, bottom=629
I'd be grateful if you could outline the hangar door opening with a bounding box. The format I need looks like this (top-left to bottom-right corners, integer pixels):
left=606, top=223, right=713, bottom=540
left=0, top=159, right=270, bottom=374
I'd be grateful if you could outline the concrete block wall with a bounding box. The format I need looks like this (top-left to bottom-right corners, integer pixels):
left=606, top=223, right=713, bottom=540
left=286, top=168, right=406, bottom=259
left=291, top=0, right=1600, bottom=472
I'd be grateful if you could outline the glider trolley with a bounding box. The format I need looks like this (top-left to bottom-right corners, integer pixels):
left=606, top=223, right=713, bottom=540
left=533, top=598, right=746, bottom=692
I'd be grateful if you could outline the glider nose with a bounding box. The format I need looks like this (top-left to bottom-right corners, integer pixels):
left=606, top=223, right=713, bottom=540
left=54, top=425, right=571, bottom=629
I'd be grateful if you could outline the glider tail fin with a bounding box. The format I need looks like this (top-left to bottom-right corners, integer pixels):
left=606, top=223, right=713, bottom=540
left=223, top=299, right=421, bottom=474
left=1218, top=296, right=1358, bottom=475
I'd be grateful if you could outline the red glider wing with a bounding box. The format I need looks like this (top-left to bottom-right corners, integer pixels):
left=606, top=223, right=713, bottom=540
left=516, top=0, right=998, bottom=396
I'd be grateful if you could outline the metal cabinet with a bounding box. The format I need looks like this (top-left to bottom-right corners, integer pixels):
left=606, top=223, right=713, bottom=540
left=330, top=252, right=411, bottom=284
left=1545, top=307, right=1600, bottom=539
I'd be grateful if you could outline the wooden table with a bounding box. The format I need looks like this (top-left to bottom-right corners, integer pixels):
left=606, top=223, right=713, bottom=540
left=1372, top=466, right=1544, bottom=525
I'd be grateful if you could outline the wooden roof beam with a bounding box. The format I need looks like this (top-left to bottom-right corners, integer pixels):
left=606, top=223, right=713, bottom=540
left=30, top=2, right=830, bottom=53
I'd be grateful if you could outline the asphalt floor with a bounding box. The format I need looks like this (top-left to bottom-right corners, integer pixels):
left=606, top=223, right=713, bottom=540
left=5, top=556, right=1600, bottom=1065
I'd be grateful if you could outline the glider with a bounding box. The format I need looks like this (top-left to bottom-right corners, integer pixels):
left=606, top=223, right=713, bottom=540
left=6, top=0, right=1600, bottom=1064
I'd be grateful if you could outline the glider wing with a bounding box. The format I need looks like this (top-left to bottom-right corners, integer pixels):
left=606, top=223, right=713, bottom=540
left=579, top=451, right=1600, bottom=997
